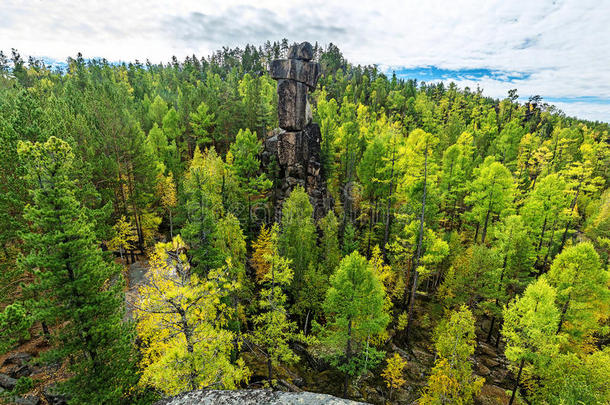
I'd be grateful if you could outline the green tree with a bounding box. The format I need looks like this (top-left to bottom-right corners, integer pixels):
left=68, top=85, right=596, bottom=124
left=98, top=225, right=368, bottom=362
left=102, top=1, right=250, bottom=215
left=520, top=173, right=570, bottom=270
left=321, top=251, right=389, bottom=397
left=162, top=107, right=182, bottom=144
left=228, top=128, right=271, bottom=234
left=319, top=209, right=342, bottom=275
left=148, top=95, right=168, bottom=128
left=18, top=137, right=137, bottom=403
left=546, top=242, right=609, bottom=343
left=189, top=101, right=216, bottom=150
left=238, top=73, right=274, bottom=138
left=465, top=156, right=515, bottom=244
left=249, top=224, right=305, bottom=386
left=279, top=186, right=318, bottom=295
left=181, top=147, right=222, bottom=273
left=502, top=278, right=560, bottom=405
left=485, top=215, right=534, bottom=345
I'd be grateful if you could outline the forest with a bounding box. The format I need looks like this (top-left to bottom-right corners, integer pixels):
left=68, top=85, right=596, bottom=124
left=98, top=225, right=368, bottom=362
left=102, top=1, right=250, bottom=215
left=0, top=39, right=608, bottom=404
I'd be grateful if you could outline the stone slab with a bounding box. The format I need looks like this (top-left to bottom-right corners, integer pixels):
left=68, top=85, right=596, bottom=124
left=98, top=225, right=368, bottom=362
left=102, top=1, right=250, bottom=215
left=270, top=59, right=320, bottom=89
left=288, top=42, right=314, bottom=61
left=277, top=79, right=308, bottom=131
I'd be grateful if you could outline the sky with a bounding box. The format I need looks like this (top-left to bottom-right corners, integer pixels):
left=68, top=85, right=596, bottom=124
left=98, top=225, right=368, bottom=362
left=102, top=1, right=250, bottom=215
left=2, top=0, right=609, bottom=122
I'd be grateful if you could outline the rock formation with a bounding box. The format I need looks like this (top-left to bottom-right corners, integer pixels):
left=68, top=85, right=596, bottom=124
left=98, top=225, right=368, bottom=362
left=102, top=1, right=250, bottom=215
left=154, top=389, right=368, bottom=405
left=262, top=41, right=331, bottom=221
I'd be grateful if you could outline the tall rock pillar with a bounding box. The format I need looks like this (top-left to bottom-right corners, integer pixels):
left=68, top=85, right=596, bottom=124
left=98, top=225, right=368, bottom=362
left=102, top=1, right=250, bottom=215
left=263, top=42, right=330, bottom=221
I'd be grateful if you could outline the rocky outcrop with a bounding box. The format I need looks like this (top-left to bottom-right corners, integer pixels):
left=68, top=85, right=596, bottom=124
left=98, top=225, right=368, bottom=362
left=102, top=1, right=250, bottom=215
left=154, top=389, right=368, bottom=405
left=263, top=41, right=331, bottom=220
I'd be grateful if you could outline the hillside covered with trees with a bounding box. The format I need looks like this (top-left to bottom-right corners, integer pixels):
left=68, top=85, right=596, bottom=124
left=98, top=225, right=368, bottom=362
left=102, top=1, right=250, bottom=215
left=0, top=40, right=608, bottom=404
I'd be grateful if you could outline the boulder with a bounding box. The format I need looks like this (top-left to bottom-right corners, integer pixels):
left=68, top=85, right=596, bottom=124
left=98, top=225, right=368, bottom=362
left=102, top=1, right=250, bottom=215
left=3, top=352, right=32, bottom=367
left=0, top=373, right=17, bottom=390
left=478, top=342, right=497, bottom=357
left=288, top=42, right=314, bottom=61
left=482, top=357, right=501, bottom=369
left=154, top=389, right=368, bottom=404
left=475, top=361, right=491, bottom=376
left=8, top=364, right=32, bottom=379
left=43, top=385, right=69, bottom=405
left=15, top=396, right=41, bottom=405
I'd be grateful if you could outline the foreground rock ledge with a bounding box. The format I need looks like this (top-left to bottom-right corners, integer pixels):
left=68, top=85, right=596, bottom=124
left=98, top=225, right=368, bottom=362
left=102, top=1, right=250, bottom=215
left=154, top=389, right=368, bottom=405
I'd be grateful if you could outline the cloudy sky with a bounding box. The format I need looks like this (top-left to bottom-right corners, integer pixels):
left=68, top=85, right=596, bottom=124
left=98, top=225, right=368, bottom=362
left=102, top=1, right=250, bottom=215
left=3, top=0, right=609, bottom=122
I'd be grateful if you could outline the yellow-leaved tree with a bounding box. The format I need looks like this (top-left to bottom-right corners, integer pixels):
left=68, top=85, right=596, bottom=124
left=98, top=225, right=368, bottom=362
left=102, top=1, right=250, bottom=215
left=134, top=235, right=249, bottom=395
left=108, top=215, right=137, bottom=263
left=381, top=352, right=407, bottom=401
left=156, top=171, right=178, bottom=237
left=251, top=224, right=273, bottom=281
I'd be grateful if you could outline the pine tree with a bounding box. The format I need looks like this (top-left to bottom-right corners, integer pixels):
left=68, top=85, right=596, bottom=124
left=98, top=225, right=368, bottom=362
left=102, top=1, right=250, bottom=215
left=18, top=137, right=138, bottom=403
left=319, top=209, right=342, bottom=275
left=189, top=101, right=216, bottom=150
left=155, top=171, right=177, bottom=238
left=228, top=128, right=271, bottom=235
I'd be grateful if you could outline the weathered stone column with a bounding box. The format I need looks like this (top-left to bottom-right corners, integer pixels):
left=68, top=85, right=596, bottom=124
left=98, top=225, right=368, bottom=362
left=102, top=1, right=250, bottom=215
left=263, top=41, right=331, bottom=221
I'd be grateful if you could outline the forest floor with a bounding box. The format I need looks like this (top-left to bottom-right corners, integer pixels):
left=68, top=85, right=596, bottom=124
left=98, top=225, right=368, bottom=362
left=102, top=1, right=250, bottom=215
left=0, top=257, right=518, bottom=404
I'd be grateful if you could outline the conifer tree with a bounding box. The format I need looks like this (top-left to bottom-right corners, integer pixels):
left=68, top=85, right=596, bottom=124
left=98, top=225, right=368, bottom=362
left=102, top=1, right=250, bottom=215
left=189, top=101, right=216, bottom=150
left=420, top=306, right=484, bottom=404
left=155, top=171, right=177, bottom=238
left=135, top=235, right=249, bottom=395
left=502, top=278, right=560, bottom=405
left=381, top=352, right=407, bottom=401
left=485, top=214, right=534, bottom=344
left=249, top=224, right=304, bottom=386
left=279, top=186, right=318, bottom=295
left=546, top=242, right=609, bottom=343
left=182, top=146, right=222, bottom=273
left=465, top=157, right=515, bottom=243
left=321, top=251, right=389, bottom=397
left=228, top=128, right=271, bottom=234
left=108, top=215, right=138, bottom=263
left=319, top=209, right=342, bottom=275
left=18, top=137, right=137, bottom=403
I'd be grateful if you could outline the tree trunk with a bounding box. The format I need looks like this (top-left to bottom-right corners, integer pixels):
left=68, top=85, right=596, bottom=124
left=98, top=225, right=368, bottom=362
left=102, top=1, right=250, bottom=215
left=41, top=321, right=50, bottom=339
left=343, top=318, right=353, bottom=398
left=169, top=210, right=173, bottom=238
left=486, top=316, right=496, bottom=343
left=557, top=298, right=570, bottom=334
left=382, top=138, right=397, bottom=261
left=481, top=186, right=495, bottom=244
left=304, top=309, right=311, bottom=336
left=406, top=142, right=428, bottom=342
left=559, top=178, right=582, bottom=252
left=509, top=358, right=525, bottom=405
left=537, top=215, right=548, bottom=252
left=267, top=355, right=273, bottom=387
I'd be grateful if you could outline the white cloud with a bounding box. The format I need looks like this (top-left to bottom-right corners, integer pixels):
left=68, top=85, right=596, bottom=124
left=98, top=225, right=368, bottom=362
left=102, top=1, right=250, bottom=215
left=1, top=0, right=608, bottom=121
